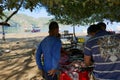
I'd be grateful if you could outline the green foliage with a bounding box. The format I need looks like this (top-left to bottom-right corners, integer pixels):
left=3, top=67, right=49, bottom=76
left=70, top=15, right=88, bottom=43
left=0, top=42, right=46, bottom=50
left=0, top=0, right=42, bottom=19
left=41, top=0, right=120, bottom=25
left=0, top=0, right=120, bottom=25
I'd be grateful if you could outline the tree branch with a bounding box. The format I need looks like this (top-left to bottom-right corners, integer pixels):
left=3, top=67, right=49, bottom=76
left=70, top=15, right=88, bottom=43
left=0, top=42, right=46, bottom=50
left=5, top=0, right=24, bottom=23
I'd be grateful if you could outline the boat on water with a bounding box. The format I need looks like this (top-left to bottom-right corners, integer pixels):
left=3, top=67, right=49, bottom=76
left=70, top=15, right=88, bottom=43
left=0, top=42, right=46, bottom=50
left=31, top=27, right=40, bottom=33
left=24, top=26, right=40, bottom=33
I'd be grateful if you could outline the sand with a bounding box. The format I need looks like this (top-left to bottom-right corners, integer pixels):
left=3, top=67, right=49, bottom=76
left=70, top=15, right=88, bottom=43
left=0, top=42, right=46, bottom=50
left=0, top=33, right=49, bottom=80
left=0, top=32, right=86, bottom=80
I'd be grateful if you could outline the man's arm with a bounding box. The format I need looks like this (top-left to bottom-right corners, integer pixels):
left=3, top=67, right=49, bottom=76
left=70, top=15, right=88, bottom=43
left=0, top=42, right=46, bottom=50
left=36, top=43, right=43, bottom=70
left=84, top=55, right=93, bottom=66
left=84, top=41, right=93, bottom=66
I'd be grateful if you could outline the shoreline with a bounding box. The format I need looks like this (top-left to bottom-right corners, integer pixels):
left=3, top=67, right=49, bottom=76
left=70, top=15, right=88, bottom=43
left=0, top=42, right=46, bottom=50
left=0, top=32, right=48, bottom=39
left=0, top=32, right=86, bottom=39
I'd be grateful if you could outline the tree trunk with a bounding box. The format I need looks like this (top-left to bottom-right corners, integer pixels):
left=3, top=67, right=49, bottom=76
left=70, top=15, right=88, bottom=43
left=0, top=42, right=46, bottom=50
left=2, top=0, right=24, bottom=41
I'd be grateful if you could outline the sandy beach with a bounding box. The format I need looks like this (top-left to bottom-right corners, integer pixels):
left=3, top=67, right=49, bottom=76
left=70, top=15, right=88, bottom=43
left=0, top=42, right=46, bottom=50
left=0, top=32, right=86, bottom=80
left=0, top=32, right=49, bottom=80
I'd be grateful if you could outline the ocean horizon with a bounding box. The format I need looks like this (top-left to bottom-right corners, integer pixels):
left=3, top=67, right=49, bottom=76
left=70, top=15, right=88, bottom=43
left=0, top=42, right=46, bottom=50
left=0, top=25, right=88, bottom=36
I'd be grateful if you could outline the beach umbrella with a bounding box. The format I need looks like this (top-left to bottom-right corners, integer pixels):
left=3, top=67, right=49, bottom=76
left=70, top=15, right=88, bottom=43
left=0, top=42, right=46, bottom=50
left=0, top=22, right=10, bottom=41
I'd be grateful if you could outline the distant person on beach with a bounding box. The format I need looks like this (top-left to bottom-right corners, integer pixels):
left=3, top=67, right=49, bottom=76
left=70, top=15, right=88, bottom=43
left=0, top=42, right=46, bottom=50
left=84, top=24, right=120, bottom=79
left=36, top=21, right=62, bottom=80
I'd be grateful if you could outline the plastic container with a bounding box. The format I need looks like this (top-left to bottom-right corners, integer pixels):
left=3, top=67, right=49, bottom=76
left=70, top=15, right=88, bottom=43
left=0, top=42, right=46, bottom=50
left=79, top=71, right=89, bottom=80
left=59, top=71, right=89, bottom=80
left=59, top=72, right=72, bottom=80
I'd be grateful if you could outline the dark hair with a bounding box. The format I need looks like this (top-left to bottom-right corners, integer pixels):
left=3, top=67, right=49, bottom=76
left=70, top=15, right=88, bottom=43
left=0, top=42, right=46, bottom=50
left=97, top=22, right=106, bottom=30
left=87, top=24, right=100, bottom=34
left=49, top=21, right=58, bottom=32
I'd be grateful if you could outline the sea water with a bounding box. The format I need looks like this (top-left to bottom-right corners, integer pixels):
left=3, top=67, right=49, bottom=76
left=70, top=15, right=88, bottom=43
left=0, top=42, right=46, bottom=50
left=0, top=25, right=50, bottom=33
left=0, top=25, right=88, bottom=35
left=0, top=26, right=23, bottom=34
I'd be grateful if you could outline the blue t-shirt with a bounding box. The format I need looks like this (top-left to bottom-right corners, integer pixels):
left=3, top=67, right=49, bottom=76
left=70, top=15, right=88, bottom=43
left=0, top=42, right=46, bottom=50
left=84, top=30, right=120, bottom=80
left=36, top=36, right=62, bottom=72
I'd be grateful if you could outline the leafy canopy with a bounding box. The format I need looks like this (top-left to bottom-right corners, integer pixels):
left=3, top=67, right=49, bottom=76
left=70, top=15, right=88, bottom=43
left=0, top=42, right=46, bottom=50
left=0, top=0, right=120, bottom=25
left=40, top=0, right=120, bottom=25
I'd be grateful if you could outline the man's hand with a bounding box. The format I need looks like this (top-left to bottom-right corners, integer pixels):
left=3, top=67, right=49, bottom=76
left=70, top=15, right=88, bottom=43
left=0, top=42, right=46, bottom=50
left=84, top=55, right=92, bottom=66
left=48, top=69, right=57, bottom=77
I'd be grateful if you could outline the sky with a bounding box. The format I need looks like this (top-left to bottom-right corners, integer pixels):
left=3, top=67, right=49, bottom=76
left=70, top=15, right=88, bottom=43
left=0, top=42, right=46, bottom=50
left=18, top=7, right=54, bottom=18
left=18, top=7, right=120, bottom=33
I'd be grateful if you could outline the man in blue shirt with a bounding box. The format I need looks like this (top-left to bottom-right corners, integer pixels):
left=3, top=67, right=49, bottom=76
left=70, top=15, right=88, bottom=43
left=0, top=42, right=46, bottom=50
left=36, top=21, right=62, bottom=80
left=84, top=24, right=120, bottom=80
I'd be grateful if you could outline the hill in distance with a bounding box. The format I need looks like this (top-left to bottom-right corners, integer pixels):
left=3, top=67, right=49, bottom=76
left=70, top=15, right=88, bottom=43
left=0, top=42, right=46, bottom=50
left=3, top=11, right=52, bottom=28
